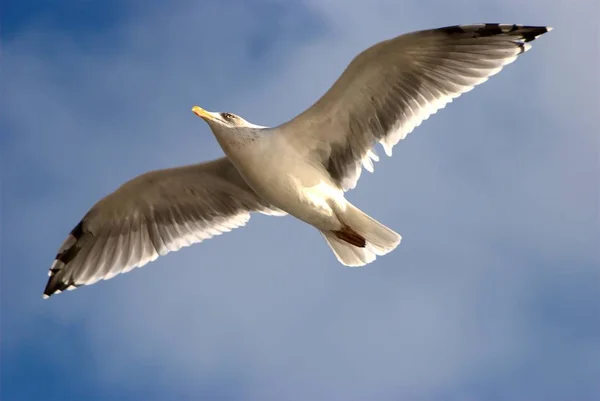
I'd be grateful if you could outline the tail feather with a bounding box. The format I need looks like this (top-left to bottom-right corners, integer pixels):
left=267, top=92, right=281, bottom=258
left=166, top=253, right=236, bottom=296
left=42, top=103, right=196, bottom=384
left=322, top=203, right=401, bottom=267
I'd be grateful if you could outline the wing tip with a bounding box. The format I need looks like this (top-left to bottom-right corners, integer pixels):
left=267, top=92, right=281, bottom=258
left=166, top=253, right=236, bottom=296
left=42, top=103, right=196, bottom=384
left=439, top=23, right=552, bottom=55
left=42, top=286, right=61, bottom=299
left=42, top=278, right=63, bottom=299
left=43, top=220, right=87, bottom=299
left=440, top=23, right=553, bottom=41
left=43, top=280, right=81, bottom=299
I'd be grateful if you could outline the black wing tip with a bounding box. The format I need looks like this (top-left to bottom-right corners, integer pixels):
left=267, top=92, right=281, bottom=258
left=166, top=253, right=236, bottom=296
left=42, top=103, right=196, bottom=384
left=44, top=220, right=87, bottom=299
left=42, top=285, right=59, bottom=300
left=438, top=23, right=553, bottom=40
left=43, top=276, right=65, bottom=299
left=43, top=277, right=81, bottom=299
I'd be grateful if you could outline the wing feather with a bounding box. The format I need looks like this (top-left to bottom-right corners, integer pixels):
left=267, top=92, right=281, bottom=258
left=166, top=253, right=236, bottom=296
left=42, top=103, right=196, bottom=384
left=279, top=23, right=551, bottom=190
left=43, top=157, right=283, bottom=298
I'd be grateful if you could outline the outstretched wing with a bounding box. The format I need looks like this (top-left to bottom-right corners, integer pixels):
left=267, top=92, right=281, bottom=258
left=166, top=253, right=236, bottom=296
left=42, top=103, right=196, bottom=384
left=44, top=157, right=283, bottom=298
left=279, top=23, right=551, bottom=191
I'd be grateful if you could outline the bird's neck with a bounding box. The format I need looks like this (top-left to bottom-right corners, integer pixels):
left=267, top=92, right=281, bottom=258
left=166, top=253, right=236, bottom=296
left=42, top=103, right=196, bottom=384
left=212, top=127, right=265, bottom=155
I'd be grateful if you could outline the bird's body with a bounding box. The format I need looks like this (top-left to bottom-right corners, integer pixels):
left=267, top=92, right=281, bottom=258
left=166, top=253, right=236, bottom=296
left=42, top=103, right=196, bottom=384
left=43, top=23, right=552, bottom=298
left=218, top=126, right=345, bottom=230
left=207, top=116, right=401, bottom=259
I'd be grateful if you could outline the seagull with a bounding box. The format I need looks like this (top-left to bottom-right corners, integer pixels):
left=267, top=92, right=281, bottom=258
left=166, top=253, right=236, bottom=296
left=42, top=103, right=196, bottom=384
left=43, top=23, right=551, bottom=298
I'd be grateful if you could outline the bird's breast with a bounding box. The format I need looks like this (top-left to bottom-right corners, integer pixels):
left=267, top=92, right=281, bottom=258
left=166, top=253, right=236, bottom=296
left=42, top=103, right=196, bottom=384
left=230, top=138, right=343, bottom=229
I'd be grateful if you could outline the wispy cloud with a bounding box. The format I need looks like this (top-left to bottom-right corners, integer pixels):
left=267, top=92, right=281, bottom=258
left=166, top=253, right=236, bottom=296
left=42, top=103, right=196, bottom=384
left=2, top=0, right=598, bottom=400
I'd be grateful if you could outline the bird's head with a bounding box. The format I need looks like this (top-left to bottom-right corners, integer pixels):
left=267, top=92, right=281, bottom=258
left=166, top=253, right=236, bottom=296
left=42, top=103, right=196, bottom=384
left=191, top=105, right=268, bottom=152
left=191, top=106, right=260, bottom=130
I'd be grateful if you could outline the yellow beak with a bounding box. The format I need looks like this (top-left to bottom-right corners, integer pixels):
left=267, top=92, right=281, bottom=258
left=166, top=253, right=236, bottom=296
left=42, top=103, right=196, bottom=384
left=191, top=105, right=216, bottom=121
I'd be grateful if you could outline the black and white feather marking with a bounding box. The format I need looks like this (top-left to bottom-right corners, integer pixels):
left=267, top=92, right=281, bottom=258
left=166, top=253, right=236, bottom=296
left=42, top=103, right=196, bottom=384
left=280, top=23, right=552, bottom=191
left=43, top=158, right=284, bottom=298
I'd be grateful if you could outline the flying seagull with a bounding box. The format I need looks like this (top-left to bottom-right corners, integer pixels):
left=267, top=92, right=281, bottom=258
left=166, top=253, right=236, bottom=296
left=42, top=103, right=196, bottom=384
left=43, top=23, right=551, bottom=298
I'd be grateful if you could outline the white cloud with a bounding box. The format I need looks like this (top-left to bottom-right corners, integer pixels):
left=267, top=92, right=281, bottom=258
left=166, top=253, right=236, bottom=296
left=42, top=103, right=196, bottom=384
left=2, top=0, right=598, bottom=399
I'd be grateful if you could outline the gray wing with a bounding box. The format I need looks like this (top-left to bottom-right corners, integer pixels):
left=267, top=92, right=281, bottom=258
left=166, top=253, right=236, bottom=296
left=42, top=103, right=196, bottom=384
left=43, top=157, right=284, bottom=298
left=279, top=23, right=552, bottom=191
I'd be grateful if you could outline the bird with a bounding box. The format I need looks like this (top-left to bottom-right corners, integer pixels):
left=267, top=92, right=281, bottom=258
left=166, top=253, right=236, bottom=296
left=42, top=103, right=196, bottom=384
left=43, top=23, right=552, bottom=298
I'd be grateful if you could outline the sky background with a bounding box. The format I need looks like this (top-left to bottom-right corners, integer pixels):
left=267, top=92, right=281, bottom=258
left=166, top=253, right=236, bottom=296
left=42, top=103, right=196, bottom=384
left=1, top=0, right=599, bottom=400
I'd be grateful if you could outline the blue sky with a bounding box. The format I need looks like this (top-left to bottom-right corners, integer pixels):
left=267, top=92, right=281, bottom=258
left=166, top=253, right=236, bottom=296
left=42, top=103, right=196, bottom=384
left=1, top=0, right=599, bottom=400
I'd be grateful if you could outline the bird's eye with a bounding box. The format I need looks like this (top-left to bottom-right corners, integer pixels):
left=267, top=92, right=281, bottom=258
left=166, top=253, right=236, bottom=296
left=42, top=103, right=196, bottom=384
left=221, top=113, right=235, bottom=121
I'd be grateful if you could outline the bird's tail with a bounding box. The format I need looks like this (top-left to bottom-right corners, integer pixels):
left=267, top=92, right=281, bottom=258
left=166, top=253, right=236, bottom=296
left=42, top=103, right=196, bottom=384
left=321, top=203, right=401, bottom=266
